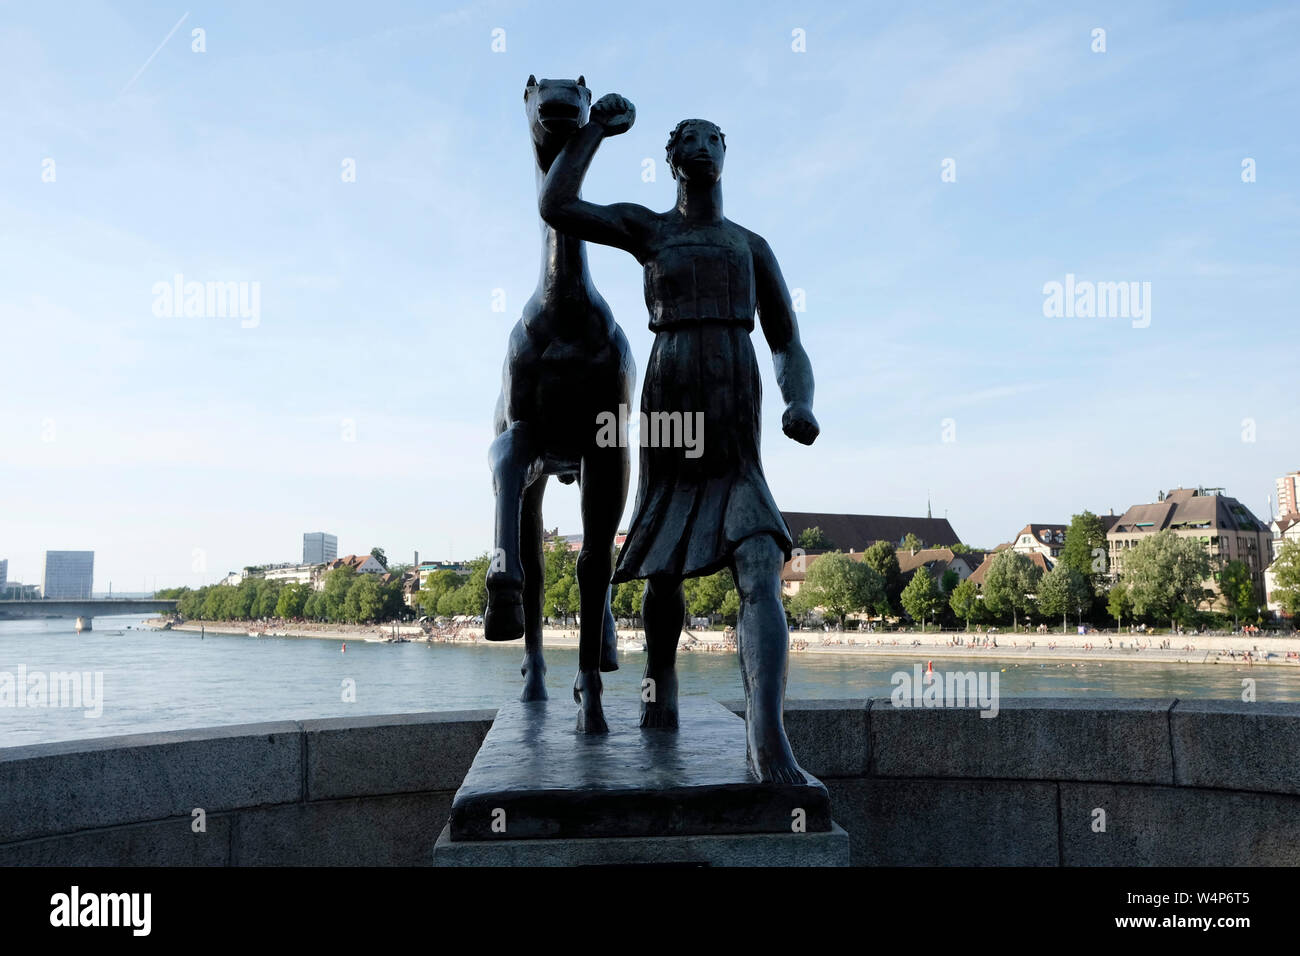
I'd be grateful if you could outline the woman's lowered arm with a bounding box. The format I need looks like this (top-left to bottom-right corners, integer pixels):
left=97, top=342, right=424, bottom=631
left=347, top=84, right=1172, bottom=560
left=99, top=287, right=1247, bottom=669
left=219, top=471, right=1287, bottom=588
left=753, top=234, right=819, bottom=445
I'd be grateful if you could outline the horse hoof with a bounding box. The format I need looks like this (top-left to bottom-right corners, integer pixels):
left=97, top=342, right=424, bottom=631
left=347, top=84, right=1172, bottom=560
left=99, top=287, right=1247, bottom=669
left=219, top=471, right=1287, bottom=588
left=575, top=707, right=609, bottom=734
left=483, top=594, right=524, bottom=642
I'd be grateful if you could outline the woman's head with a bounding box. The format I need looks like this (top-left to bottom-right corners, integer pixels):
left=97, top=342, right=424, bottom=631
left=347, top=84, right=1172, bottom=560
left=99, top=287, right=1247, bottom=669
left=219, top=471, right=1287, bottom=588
left=666, top=119, right=725, bottom=183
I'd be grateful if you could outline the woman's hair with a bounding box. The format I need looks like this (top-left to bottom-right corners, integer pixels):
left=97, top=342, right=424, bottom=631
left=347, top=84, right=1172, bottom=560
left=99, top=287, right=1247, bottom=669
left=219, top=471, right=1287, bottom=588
left=665, top=119, right=726, bottom=180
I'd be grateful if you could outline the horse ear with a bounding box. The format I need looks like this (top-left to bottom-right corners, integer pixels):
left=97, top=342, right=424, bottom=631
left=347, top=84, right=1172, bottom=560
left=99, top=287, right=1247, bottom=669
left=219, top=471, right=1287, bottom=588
left=577, top=75, right=586, bottom=86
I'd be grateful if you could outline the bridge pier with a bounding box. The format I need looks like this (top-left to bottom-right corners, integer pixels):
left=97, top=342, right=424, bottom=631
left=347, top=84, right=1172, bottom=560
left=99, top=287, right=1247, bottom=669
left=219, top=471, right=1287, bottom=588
left=75, top=617, right=91, bottom=632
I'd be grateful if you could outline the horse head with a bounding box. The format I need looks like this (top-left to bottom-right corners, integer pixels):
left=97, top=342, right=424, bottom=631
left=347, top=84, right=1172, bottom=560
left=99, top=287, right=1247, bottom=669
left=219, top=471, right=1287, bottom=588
left=524, top=74, right=591, bottom=171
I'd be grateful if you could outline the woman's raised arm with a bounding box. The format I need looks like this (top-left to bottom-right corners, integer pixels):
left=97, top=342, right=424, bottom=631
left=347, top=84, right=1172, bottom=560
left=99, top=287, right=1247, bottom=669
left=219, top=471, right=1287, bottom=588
left=539, top=93, right=655, bottom=256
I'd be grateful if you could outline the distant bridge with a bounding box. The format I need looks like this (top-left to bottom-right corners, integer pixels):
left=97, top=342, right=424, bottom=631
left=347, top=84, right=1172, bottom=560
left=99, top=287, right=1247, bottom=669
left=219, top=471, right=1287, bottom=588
left=0, top=598, right=178, bottom=627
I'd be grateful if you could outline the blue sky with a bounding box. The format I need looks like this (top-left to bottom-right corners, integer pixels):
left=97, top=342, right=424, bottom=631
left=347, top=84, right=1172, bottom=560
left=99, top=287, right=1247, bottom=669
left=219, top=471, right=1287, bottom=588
left=1, top=0, right=1296, bottom=591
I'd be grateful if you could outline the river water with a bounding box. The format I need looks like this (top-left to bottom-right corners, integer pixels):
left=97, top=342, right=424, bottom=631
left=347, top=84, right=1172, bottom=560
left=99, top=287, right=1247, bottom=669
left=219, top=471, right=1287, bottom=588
left=1, top=615, right=1296, bottom=747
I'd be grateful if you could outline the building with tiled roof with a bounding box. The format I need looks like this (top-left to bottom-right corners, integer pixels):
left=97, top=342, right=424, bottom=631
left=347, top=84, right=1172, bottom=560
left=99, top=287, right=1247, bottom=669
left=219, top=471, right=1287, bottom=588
left=967, top=550, right=1051, bottom=588
left=1009, top=523, right=1068, bottom=561
left=1107, top=487, right=1273, bottom=601
left=780, top=511, right=960, bottom=553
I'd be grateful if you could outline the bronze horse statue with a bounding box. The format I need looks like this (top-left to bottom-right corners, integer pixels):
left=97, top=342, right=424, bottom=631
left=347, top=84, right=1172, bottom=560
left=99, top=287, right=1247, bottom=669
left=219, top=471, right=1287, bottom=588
left=484, top=75, right=632, bottom=731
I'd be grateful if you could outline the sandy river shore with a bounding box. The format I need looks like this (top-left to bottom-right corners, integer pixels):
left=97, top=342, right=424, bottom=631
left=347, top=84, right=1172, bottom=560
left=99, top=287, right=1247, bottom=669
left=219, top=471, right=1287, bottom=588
left=159, top=620, right=1300, bottom=667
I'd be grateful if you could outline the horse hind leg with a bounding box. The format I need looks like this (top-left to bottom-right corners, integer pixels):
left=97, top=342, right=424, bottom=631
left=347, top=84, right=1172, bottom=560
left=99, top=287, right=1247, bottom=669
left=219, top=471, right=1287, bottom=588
left=519, top=476, right=548, bottom=701
left=572, top=449, right=625, bottom=733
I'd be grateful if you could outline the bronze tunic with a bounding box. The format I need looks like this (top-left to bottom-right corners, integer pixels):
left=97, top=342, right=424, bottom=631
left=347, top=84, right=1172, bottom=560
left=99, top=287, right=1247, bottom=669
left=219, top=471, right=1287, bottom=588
left=612, top=237, right=793, bottom=583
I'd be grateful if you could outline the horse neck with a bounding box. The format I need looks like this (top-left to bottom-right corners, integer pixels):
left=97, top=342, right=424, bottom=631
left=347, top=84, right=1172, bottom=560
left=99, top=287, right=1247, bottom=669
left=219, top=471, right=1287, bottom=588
left=532, top=153, right=593, bottom=300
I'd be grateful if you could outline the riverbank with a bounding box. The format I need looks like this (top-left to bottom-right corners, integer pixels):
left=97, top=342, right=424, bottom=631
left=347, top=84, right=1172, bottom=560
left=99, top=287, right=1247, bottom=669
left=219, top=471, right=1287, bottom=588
left=154, top=619, right=1300, bottom=667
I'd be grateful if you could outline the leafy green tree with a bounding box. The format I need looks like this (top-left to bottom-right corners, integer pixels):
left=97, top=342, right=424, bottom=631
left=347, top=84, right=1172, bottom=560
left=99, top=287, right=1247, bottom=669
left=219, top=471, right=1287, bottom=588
left=370, top=547, right=388, bottom=569
left=862, top=540, right=901, bottom=615
left=419, top=569, right=464, bottom=617
left=900, top=567, right=943, bottom=631
left=940, top=568, right=959, bottom=594
left=545, top=572, right=578, bottom=625
left=948, top=578, right=980, bottom=629
left=322, top=567, right=356, bottom=621
left=436, top=589, right=461, bottom=617
left=797, top=526, right=832, bottom=550
left=612, top=579, right=644, bottom=623
left=303, top=589, right=323, bottom=619
left=949, top=543, right=974, bottom=555
left=177, top=587, right=203, bottom=618
left=543, top=539, right=577, bottom=591
left=684, top=570, right=733, bottom=622
left=1124, top=530, right=1211, bottom=629
left=380, top=577, right=408, bottom=620
left=1060, top=511, right=1109, bottom=596
left=456, top=553, right=492, bottom=618
left=792, top=552, right=885, bottom=629
left=1217, top=559, right=1257, bottom=627
left=1269, top=540, right=1300, bottom=616
left=276, top=582, right=311, bottom=619
left=235, top=578, right=259, bottom=619
left=350, top=576, right=386, bottom=622
left=982, top=551, right=1042, bottom=629
left=1037, top=563, right=1091, bottom=632
left=1107, top=581, right=1132, bottom=627
left=719, top=588, right=741, bottom=625
left=901, top=532, right=924, bottom=552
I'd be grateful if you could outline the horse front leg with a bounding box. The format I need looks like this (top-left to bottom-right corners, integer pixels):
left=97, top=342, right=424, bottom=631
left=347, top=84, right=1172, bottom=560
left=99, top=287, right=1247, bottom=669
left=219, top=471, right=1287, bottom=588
left=485, top=421, right=541, bottom=643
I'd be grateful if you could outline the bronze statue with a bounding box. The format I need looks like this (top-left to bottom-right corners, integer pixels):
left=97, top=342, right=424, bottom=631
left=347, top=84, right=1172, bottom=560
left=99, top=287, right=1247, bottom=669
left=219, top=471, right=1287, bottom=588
left=540, top=92, right=820, bottom=782
left=485, top=76, right=632, bottom=726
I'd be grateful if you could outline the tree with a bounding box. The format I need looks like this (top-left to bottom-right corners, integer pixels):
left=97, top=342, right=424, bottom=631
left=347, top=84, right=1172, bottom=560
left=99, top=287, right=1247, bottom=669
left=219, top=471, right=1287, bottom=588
left=1270, top=540, right=1300, bottom=616
left=545, top=572, right=578, bottom=625
left=1060, top=511, right=1109, bottom=585
left=791, top=552, right=884, bottom=629
left=940, top=568, right=959, bottom=595
left=1218, top=559, right=1257, bottom=627
left=1037, top=563, right=1091, bottom=632
left=253, top=579, right=281, bottom=619
left=797, top=526, right=832, bottom=550
left=349, top=576, right=385, bottom=623
left=1124, top=531, right=1211, bottom=629
left=1107, top=582, right=1132, bottom=627
left=982, top=551, right=1042, bottom=629
left=719, top=588, right=741, bottom=625
left=901, top=532, right=924, bottom=552
left=370, top=547, right=388, bottom=569
left=862, top=540, right=901, bottom=615
left=612, top=579, right=644, bottom=623
left=456, top=553, right=492, bottom=618
left=948, top=578, right=980, bottom=629
left=276, top=582, right=310, bottom=619
left=322, top=567, right=356, bottom=621
left=900, top=567, right=943, bottom=631
left=303, top=589, right=323, bottom=620
left=418, top=568, right=463, bottom=617
left=543, top=539, right=577, bottom=590
left=684, top=570, right=733, bottom=622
